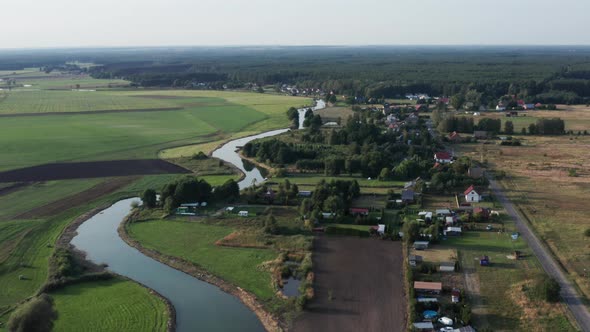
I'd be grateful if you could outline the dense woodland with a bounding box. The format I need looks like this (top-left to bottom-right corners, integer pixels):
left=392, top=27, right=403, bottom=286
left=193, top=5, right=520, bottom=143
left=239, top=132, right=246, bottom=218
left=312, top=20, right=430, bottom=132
left=3, top=46, right=590, bottom=104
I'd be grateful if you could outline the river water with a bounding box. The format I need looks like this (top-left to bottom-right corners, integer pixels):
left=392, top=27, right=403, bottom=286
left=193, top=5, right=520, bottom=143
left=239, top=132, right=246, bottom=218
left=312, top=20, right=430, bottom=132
left=71, top=99, right=325, bottom=331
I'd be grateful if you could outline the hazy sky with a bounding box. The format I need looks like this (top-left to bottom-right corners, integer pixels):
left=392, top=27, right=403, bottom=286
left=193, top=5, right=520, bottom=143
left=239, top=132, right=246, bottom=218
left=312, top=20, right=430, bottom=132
left=3, top=0, right=589, bottom=48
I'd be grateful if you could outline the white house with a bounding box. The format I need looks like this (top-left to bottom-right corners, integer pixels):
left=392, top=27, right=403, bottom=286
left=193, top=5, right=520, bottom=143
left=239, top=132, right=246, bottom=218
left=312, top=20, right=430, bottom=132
left=464, top=185, right=482, bottom=202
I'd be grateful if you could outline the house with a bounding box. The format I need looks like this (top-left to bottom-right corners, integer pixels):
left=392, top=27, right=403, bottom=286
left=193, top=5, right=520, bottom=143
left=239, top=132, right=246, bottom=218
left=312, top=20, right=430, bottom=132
left=434, top=151, right=452, bottom=164
left=473, top=130, right=488, bottom=139
left=413, top=241, right=430, bottom=250
left=401, top=189, right=415, bottom=203
left=440, top=261, right=456, bottom=272
left=409, top=254, right=423, bottom=267
left=496, top=104, right=507, bottom=111
left=444, top=226, right=462, bottom=236
left=414, top=281, right=442, bottom=294
left=467, top=166, right=484, bottom=178
left=464, top=185, right=482, bottom=202
left=349, top=208, right=369, bottom=216
left=448, top=131, right=462, bottom=143
left=321, top=212, right=335, bottom=219
left=413, top=322, right=435, bottom=331
left=238, top=211, right=249, bottom=217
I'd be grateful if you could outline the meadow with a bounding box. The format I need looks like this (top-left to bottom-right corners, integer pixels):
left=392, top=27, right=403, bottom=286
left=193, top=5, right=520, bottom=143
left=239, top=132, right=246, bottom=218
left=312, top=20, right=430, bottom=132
left=127, top=219, right=278, bottom=300
left=458, top=134, right=590, bottom=303
left=50, top=278, right=169, bottom=332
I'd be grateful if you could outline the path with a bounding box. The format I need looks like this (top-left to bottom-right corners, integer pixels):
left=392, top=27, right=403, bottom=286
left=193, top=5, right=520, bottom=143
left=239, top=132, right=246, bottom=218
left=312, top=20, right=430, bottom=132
left=489, top=177, right=590, bottom=332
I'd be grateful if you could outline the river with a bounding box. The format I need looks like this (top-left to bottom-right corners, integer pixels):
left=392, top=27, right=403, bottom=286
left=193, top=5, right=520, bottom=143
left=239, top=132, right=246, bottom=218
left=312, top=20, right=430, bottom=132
left=71, top=99, right=325, bottom=331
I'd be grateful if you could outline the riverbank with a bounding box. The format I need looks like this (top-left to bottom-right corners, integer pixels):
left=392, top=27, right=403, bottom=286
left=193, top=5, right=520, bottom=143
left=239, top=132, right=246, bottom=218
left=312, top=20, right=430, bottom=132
left=118, top=210, right=281, bottom=332
left=55, top=202, right=176, bottom=332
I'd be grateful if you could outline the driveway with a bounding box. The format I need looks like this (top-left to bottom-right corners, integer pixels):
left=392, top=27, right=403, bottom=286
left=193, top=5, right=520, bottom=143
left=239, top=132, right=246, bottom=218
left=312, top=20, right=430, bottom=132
left=489, top=177, right=590, bottom=331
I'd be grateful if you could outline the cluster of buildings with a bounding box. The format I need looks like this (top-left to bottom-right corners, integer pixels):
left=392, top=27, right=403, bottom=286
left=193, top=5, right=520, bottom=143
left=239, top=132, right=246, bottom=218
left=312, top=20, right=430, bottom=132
left=279, top=84, right=324, bottom=96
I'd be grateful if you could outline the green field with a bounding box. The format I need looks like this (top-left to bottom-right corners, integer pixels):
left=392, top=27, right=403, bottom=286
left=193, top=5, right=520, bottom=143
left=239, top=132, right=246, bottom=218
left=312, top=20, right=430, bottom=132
left=0, top=90, right=309, bottom=171
left=51, top=278, right=169, bottom=332
left=127, top=219, right=278, bottom=299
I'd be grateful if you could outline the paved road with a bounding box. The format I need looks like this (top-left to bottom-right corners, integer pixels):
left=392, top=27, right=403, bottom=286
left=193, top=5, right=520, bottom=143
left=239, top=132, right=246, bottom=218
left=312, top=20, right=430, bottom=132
left=489, top=178, right=590, bottom=331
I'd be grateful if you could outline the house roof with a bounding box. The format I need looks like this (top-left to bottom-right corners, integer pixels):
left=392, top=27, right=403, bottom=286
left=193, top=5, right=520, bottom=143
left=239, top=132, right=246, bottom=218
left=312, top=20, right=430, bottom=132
left=349, top=208, right=369, bottom=213
left=464, top=185, right=478, bottom=195
left=435, top=151, right=452, bottom=160
left=414, top=281, right=442, bottom=291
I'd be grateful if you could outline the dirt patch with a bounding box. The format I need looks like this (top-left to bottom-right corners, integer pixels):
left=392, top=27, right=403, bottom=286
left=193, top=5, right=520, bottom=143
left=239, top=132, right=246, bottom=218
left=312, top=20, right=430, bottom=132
left=292, top=236, right=406, bottom=332
left=0, top=107, right=183, bottom=118
left=0, top=159, right=190, bottom=183
left=13, top=177, right=138, bottom=220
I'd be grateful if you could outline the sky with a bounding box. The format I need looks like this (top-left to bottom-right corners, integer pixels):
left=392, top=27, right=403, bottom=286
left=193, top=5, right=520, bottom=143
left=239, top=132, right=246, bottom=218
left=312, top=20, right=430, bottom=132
left=3, top=0, right=589, bottom=48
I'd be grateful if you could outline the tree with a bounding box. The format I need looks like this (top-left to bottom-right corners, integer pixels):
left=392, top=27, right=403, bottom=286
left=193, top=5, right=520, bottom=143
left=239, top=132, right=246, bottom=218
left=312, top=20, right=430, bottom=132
left=323, top=195, right=344, bottom=215
left=431, top=108, right=443, bottom=126
left=528, top=123, right=537, bottom=135
left=163, top=196, right=177, bottom=213
left=450, top=93, right=465, bottom=110
left=584, top=228, right=590, bottom=237
left=504, top=121, right=514, bottom=135
left=8, top=294, right=57, bottom=332
left=460, top=304, right=472, bottom=324
left=521, top=127, right=527, bottom=135
left=542, top=278, right=561, bottom=303
left=402, top=221, right=420, bottom=242
left=215, top=179, right=240, bottom=202
left=379, top=167, right=391, bottom=181
left=264, top=215, right=279, bottom=235
left=300, top=198, right=312, bottom=216
left=140, top=189, right=157, bottom=208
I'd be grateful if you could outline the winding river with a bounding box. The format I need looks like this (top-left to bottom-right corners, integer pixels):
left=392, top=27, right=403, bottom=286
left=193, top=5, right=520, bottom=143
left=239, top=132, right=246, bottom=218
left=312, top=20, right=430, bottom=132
left=71, top=99, right=325, bottom=331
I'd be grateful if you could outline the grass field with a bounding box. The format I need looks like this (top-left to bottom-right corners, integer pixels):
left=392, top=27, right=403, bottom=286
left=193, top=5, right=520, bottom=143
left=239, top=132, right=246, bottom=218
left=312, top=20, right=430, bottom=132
left=440, top=229, right=575, bottom=331
left=127, top=219, right=278, bottom=300
left=459, top=135, right=590, bottom=303
left=51, top=278, right=169, bottom=332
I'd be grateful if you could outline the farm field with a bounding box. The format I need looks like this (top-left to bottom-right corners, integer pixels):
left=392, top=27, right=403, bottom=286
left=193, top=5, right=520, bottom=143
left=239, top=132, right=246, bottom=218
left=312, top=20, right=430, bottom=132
left=438, top=229, right=576, bottom=331
left=0, top=90, right=310, bottom=171
left=458, top=135, right=590, bottom=303
left=127, top=219, right=278, bottom=300
left=51, top=278, right=169, bottom=332
left=293, top=236, right=405, bottom=332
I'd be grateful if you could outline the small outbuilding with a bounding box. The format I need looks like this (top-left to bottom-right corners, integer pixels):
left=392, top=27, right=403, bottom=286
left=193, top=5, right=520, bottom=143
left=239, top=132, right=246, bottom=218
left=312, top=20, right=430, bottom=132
left=413, top=241, right=430, bottom=250
left=401, top=189, right=415, bottom=203
left=238, top=211, right=249, bottom=217
left=480, top=255, right=490, bottom=266
left=440, top=261, right=456, bottom=272
left=409, top=254, right=423, bottom=267
left=414, top=281, right=442, bottom=294
left=444, top=226, right=462, bottom=236
left=413, top=322, right=434, bottom=331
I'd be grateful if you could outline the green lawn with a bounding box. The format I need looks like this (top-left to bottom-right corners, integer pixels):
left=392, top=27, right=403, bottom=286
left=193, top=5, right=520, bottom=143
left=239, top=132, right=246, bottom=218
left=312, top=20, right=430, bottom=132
left=127, top=219, right=278, bottom=300
left=51, top=278, right=169, bottom=332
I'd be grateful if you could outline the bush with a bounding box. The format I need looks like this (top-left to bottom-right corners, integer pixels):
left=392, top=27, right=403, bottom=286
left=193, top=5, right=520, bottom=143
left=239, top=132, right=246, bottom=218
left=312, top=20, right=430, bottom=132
left=584, top=228, right=590, bottom=237
left=542, top=278, right=561, bottom=303
left=140, top=189, right=157, bottom=208
left=8, top=294, right=57, bottom=332
left=192, top=151, right=208, bottom=160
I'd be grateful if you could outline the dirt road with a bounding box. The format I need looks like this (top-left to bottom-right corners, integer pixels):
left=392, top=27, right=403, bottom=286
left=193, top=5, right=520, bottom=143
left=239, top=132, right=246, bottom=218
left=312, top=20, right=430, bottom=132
left=292, top=236, right=406, bottom=332
left=489, top=178, right=590, bottom=331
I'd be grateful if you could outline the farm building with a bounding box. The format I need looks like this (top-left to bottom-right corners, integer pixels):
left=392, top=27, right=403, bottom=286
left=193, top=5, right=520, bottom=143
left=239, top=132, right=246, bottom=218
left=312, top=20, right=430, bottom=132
left=434, top=151, right=452, bottom=164
left=464, top=185, right=482, bottom=203
left=409, top=254, right=423, bottom=267
left=413, top=241, right=430, bottom=250
left=440, top=261, right=456, bottom=272
left=401, top=189, right=415, bottom=203
left=444, top=226, right=462, bottom=236
left=349, top=208, right=369, bottom=216
left=473, top=130, right=488, bottom=139
left=414, top=281, right=442, bottom=294
left=297, top=190, right=312, bottom=197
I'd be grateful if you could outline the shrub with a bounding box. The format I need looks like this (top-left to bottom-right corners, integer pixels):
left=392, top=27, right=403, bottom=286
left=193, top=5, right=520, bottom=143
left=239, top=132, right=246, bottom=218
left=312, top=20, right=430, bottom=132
left=192, top=151, right=208, bottom=160
left=542, top=278, right=561, bottom=303
left=140, top=189, right=157, bottom=208
left=8, top=294, right=57, bottom=332
left=584, top=228, right=590, bottom=237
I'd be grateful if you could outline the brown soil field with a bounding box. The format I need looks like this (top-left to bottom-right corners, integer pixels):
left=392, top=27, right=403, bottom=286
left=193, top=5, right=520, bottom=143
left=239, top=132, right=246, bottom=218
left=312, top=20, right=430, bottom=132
left=0, top=159, right=190, bottom=183
left=0, top=107, right=183, bottom=118
left=13, top=176, right=138, bottom=219
left=292, top=236, right=406, bottom=332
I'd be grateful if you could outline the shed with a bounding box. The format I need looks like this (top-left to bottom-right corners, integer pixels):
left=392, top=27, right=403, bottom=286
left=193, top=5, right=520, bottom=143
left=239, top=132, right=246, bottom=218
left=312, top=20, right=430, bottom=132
left=451, top=289, right=461, bottom=303
left=444, top=226, right=462, bottom=236
left=440, top=261, right=456, bottom=272
left=445, top=216, right=455, bottom=225
left=414, top=281, right=442, bottom=294
left=377, top=224, right=385, bottom=234
left=409, top=254, right=423, bottom=267
left=298, top=190, right=312, bottom=198
left=413, top=322, right=434, bottom=330
left=321, top=212, right=335, bottom=219
left=413, top=241, right=430, bottom=250
left=436, top=209, right=452, bottom=216
left=238, top=211, right=249, bottom=217
left=416, top=297, right=438, bottom=303
left=401, top=189, right=415, bottom=203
